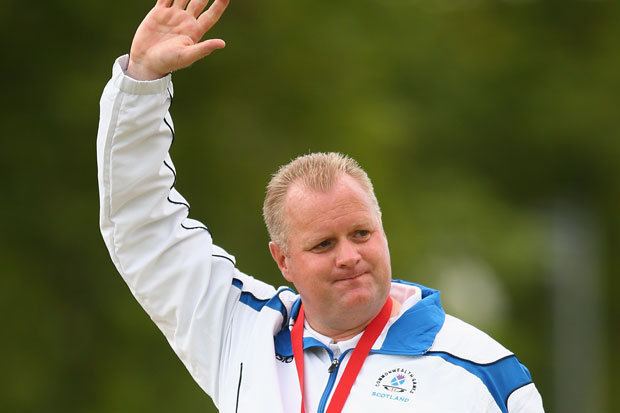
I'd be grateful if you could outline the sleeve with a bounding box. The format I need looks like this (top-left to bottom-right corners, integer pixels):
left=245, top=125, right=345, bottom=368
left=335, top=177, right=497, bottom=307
left=96, top=55, right=273, bottom=404
left=507, top=383, right=545, bottom=412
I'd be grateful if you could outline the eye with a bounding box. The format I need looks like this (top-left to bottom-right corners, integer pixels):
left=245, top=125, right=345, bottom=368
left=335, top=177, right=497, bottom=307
left=312, top=239, right=333, bottom=252
left=353, top=229, right=371, bottom=240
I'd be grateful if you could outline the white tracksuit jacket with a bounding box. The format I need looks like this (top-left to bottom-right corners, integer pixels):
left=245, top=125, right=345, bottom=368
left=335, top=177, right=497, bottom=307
left=97, top=55, right=545, bottom=413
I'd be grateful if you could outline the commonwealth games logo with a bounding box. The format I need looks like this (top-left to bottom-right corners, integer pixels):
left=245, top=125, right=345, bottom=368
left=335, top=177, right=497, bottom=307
left=374, top=368, right=417, bottom=394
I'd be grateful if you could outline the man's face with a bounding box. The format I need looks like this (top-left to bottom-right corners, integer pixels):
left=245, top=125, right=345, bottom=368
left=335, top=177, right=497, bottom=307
left=269, top=174, right=392, bottom=332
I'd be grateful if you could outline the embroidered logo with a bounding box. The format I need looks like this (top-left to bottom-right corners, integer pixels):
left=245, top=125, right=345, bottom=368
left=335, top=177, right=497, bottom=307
left=372, top=368, right=417, bottom=402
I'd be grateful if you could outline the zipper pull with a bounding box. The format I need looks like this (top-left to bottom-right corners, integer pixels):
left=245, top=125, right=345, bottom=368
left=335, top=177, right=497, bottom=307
left=327, top=358, right=340, bottom=373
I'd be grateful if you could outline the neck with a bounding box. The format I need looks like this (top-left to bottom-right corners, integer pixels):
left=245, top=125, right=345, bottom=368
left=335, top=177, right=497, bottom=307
left=306, top=297, right=402, bottom=343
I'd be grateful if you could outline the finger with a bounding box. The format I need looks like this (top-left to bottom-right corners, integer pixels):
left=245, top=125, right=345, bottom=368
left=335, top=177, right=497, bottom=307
left=187, top=0, right=209, bottom=17
left=157, top=0, right=173, bottom=6
left=172, top=0, right=190, bottom=8
left=197, top=0, right=230, bottom=33
left=179, top=39, right=226, bottom=67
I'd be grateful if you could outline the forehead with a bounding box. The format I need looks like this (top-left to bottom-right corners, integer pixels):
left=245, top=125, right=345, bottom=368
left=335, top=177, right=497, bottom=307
left=283, top=175, right=377, bottom=235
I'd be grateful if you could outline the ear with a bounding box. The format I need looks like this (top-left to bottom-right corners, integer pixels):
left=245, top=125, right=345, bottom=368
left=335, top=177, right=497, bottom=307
left=269, top=241, right=293, bottom=282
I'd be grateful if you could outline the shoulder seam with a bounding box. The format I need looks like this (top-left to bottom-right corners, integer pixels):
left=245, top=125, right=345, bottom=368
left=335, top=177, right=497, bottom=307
left=426, top=350, right=514, bottom=366
left=504, top=381, right=534, bottom=407
left=213, top=254, right=236, bottom=266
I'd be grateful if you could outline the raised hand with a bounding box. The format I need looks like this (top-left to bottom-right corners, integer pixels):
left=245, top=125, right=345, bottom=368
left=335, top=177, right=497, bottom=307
left=127, top=0, right=229, bottom=80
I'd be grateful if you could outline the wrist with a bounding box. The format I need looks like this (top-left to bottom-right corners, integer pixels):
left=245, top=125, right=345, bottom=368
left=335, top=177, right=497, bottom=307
left=126, top=58, right=167, bottom=81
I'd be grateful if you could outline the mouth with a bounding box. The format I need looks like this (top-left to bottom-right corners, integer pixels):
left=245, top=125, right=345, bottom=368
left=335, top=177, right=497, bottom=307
left=335, top=272, right=367, bottom=282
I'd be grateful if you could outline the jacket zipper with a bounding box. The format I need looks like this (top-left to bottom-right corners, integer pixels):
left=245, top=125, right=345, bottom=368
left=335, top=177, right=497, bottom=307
left=317, top=349, right=352, bottom=413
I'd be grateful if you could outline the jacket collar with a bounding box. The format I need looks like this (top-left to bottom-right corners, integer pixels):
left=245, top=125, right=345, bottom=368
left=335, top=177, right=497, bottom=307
left=274, top=280, right=445, bottom=357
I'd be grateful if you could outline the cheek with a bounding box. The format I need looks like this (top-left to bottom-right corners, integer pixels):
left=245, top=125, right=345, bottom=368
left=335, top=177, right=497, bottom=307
left=296, top=256, right=335, bottom=287
left=367, top=239, right=391, bottom=270
left=288, top=254, right=330, bottom=282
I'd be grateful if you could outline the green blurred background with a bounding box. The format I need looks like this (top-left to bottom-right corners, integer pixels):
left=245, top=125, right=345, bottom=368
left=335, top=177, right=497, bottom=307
left=1, top=0, right=618, bottom=411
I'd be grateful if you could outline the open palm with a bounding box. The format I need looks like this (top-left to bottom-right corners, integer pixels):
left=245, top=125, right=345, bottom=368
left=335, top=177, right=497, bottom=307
left=128, top=0, right=229, bottom=80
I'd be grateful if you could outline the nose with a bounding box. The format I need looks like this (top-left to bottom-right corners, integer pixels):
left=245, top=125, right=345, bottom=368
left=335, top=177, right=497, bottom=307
left=335, top=240, right=361, bottom=269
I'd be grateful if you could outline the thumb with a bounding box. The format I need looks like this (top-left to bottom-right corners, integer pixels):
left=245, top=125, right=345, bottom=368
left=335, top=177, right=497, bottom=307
left=180, top=39, right=226, bottom=67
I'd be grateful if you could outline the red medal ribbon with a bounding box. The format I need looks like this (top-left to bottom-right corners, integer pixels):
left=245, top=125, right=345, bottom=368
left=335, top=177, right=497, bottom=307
left=291, top=297, right=393, bottom=413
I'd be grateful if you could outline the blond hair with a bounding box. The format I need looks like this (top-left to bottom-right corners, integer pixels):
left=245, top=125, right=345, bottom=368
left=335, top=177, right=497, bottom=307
left=263, top=152, right=381, bottom=249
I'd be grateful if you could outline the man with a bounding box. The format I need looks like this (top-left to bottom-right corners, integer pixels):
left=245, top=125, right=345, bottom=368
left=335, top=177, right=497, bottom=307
left=97, top=0, right=544, bottom=411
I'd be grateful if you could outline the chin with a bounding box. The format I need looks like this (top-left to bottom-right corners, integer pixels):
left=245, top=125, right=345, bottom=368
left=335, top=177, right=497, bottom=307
left=337, top=287, right=379, bottom=311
